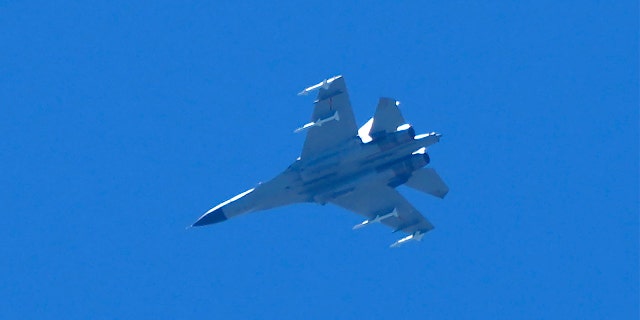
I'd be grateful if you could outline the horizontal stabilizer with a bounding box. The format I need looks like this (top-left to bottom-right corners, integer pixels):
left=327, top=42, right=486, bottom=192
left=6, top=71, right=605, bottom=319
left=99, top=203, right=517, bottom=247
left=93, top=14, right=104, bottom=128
left=405, top=168, right=449, bottom=199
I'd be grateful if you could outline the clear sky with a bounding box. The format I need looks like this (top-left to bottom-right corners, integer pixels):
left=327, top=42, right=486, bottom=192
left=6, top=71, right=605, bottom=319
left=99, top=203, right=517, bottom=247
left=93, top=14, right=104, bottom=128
left=1, top=1, right=638, bottom=319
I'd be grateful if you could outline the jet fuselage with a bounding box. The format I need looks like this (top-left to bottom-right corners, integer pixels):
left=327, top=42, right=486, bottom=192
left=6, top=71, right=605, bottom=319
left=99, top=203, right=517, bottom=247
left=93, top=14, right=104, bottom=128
left=192, top=128, right=441, bottom=226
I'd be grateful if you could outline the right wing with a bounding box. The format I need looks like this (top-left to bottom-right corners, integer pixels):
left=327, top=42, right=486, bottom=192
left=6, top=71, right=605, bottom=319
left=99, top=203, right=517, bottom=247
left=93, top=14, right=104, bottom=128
left=330, top=183, right=434, bottom=235
left=298, top=76, right=359, bottom=161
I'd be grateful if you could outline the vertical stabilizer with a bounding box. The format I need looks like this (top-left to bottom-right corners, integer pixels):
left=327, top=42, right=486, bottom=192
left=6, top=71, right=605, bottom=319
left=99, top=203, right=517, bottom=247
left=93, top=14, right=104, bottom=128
left=369, top=97, right=406, bottom=138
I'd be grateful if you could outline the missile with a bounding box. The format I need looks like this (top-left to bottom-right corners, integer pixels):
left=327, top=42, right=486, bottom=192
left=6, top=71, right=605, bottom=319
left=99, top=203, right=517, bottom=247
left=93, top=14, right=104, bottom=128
left=353, top=209, right=398, bottom=230
left=297, top=79, right=329, bottom=96
left=414, top=132, right=442, bottom=140
left=294, top=111, right=340, bottom=133
left=297, top=76, right=341, bottom=96
left=390, top=231, right=425, bottom=248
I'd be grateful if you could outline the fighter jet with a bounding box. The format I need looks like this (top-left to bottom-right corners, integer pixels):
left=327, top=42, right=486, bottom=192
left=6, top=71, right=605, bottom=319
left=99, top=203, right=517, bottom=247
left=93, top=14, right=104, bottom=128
left=192, top=75, right=449, bottom=247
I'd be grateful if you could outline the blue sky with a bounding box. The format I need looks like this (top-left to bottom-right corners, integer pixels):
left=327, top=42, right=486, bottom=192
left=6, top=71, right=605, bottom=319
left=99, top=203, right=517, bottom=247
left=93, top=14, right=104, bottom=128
left=1, top=1, right=637, bottom=319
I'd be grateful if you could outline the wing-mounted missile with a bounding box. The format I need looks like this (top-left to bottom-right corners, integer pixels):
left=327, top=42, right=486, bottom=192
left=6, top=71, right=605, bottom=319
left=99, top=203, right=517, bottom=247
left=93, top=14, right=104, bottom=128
left=297, top=75, right=341, bottom=96
left=414, top=131, right=441, bottom=141
left=297, top=79, right=328, bottom=96
left=390, top=231, right=426, bottom=248
left=294, top=110, right=340, bottom=133
left=352, top=208, right=398, bottom=230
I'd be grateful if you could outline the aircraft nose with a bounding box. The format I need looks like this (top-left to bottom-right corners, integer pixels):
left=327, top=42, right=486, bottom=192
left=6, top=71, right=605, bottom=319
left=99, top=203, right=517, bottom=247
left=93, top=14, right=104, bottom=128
left=192, top=208, right=228, bottom=227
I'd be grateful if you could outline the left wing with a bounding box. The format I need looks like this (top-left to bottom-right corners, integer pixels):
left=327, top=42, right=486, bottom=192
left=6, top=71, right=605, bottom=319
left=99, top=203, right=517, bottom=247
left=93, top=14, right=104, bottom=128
left=298, top=76, right=359, bottom=160
left=330, top=183, right=434, bottom=235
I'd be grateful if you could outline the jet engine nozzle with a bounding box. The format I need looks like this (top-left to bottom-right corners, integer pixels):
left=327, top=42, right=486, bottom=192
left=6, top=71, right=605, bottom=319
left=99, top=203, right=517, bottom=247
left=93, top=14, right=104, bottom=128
left=411, top=147, right=430, bottom=165
left=396, top=123, right=416, bottom=139
left=405, top=152, right=430, bottom=171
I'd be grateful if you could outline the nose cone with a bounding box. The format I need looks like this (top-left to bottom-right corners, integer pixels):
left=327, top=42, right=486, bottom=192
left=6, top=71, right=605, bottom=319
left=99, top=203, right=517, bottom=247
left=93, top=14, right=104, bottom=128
left=192, top=208, right=227, bottom=227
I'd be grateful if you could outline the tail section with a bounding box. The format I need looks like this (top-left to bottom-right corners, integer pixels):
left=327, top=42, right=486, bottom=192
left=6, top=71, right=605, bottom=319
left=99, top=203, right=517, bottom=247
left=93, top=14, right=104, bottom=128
left=370, top=97, right=406, bottom=139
